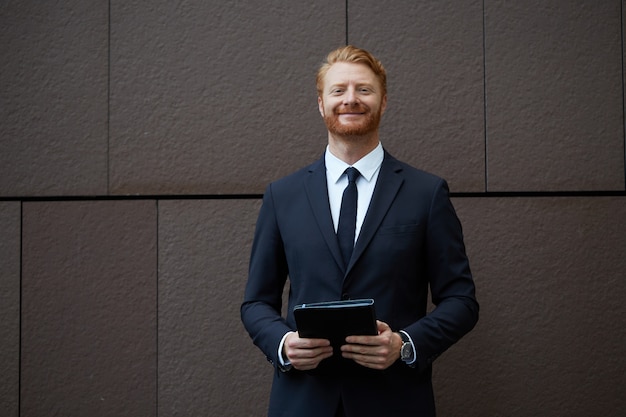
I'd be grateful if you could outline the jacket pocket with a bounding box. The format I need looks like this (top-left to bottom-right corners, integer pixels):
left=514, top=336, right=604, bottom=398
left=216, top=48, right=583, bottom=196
left=377, top=223, right=422, bottom=236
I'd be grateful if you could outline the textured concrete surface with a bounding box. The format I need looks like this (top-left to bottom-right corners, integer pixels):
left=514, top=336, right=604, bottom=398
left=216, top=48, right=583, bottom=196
left=0, top=0, right=625, bottom=416
left=439, top=196, right=626, bottom=416
left=485, top=1, right=624, bottom=191
left=158, top=199, right=269, bottom=416
left=0, top=1, right=108, bottom=197
left=21, top=201, right=157, bottom=417
left=0, top=203, right=20, bottom=417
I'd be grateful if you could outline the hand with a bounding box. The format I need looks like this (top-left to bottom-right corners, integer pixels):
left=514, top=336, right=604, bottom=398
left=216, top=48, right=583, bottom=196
left=340, top=320, right=402, bottom=370
left=283, top=331, right=334, bottom=371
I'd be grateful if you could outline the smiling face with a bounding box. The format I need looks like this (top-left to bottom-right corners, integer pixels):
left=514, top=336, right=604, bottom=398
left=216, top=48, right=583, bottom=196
left=318, top=62, right=387, bottom=140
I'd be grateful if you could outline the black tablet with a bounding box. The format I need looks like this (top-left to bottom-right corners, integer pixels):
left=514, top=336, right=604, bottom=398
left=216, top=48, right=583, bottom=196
left=293, top=299, right=377, bottom=348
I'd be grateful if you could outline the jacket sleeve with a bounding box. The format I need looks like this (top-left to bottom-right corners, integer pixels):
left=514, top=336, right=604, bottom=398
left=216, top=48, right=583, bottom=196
left=240, top=184, right=292, bottom=368
left=406, top=179, right=479, bottom=371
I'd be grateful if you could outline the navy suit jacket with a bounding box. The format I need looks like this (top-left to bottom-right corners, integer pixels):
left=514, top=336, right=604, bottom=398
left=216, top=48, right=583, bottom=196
left=241, top=150, right=479, bottom=417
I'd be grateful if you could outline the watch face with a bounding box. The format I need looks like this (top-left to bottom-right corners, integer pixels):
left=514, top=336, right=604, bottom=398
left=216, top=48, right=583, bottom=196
left=401, top=342, right=412, bottom=360
left=400, top=343, right=409, bottom=360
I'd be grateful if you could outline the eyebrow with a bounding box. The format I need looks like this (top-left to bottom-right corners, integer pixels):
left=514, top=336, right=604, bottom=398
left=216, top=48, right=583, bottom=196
left=327, top=81, right=377, bottom=91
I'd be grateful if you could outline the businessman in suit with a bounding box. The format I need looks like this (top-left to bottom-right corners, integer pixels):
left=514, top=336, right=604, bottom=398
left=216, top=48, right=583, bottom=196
left=241, top=45, right=479, bottom=417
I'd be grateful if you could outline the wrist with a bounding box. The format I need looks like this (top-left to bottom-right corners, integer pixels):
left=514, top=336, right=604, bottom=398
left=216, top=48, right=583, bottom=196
left=278, top=332, right=294, bottom=371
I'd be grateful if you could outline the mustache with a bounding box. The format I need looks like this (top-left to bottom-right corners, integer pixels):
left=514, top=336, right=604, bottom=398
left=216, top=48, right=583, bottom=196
left=335, top=105, right=369, bottom=114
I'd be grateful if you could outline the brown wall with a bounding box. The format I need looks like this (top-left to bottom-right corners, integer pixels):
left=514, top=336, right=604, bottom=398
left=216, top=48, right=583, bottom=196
left=1, top=1, right=625, bottom=416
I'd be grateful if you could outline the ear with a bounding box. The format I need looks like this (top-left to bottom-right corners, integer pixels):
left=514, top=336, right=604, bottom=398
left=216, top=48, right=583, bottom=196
left=317, top=96, right=325, bottom=117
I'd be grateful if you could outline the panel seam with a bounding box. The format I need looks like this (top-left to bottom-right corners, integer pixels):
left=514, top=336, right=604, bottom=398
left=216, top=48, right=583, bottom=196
left=621, top=0, right=626, bottom=190
left=2, top=191, right=626, bottom=204
left=345, top=0, right=349, bottom=45
left=482, top=0, right=489, bottom=192
left=107, top=0, right=112, bottom=196
left=155, top=200, right=159, bottom=417
left=18, top=202, right=23, bottom=417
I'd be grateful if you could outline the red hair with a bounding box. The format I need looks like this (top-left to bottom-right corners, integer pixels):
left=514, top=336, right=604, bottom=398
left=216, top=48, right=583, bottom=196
left=316, top=45, right=387, bottom=96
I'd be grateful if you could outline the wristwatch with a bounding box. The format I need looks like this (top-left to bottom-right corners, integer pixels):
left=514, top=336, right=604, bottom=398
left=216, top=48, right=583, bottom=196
left=399, top=332, right=414, bottom=363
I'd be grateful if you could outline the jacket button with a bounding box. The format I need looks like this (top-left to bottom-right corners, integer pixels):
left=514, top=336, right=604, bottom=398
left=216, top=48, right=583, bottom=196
left=341, top=293, right=349, bottom=300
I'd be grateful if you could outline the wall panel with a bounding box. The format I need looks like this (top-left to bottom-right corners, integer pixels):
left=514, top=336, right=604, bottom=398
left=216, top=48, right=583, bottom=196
left=349, top=0, right=485, bottom=192
left=109, top=0, right=345, bottom=195
left=0, top=0, right=109, bottom=197
left=434, top=197, right=626, bottom=416
left=0, top=0, right=625, bottom=416
left=158, top=199, right=268, bottom=416
left=0, top=203, right=20, bottom=417
left=485, top=0, right=624, bottom=191
left=21, top=201, right=157, bottom=417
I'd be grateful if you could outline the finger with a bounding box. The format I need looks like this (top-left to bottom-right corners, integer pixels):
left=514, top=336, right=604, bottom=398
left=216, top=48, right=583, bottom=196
left=341, top=342, right=375, bottom=355
left=291, top=343, right=332, bottom=360
left=346, top=328, right=394, bottom=346
left=343, top=352, right=388, bottom=370
left=292, top=349, right=334, bottom=370
left=345, top=335, right=378, bottom=345
left=291, top=335, right=331, bottom=348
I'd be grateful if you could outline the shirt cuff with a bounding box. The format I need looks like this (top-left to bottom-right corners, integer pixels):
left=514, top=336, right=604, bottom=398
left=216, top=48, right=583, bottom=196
left=278, top=332, right=293, bottom=369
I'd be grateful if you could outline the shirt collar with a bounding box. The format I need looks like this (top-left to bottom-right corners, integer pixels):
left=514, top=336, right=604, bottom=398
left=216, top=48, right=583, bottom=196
left=325, top=142, right=384, bottom=184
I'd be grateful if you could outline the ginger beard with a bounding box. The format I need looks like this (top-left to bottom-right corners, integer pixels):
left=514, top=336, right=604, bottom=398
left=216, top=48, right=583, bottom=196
left=322, top=102, right=383, bottom=138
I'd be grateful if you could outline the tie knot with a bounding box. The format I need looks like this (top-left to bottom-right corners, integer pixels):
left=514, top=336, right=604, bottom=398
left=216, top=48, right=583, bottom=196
left=345, top=167, right=360, bottom=184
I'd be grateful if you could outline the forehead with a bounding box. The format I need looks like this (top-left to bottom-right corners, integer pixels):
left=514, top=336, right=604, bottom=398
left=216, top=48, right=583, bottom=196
left=323, top=62, right=380, bottom=88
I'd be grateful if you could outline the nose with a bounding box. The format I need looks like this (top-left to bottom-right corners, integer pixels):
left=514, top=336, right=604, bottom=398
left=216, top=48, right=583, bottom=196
left=343, top=87, right=359, bottom=105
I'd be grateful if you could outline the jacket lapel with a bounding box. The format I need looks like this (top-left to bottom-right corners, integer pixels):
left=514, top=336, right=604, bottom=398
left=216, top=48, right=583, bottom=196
left=348, top=152, right=404, bottom=272
left=304, top=157, right=345, bottom=271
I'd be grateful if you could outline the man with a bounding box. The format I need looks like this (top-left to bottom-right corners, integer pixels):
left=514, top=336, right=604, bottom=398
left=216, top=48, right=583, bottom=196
left=241, top=45, right=478, bottom=417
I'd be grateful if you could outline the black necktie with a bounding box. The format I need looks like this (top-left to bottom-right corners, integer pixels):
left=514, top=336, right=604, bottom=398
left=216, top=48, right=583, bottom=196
left=337, top=167, right=360, bottom=267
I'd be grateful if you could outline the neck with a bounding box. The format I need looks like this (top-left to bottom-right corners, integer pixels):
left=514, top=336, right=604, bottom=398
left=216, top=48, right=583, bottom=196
left=327, top=132, right=380, bottom=165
